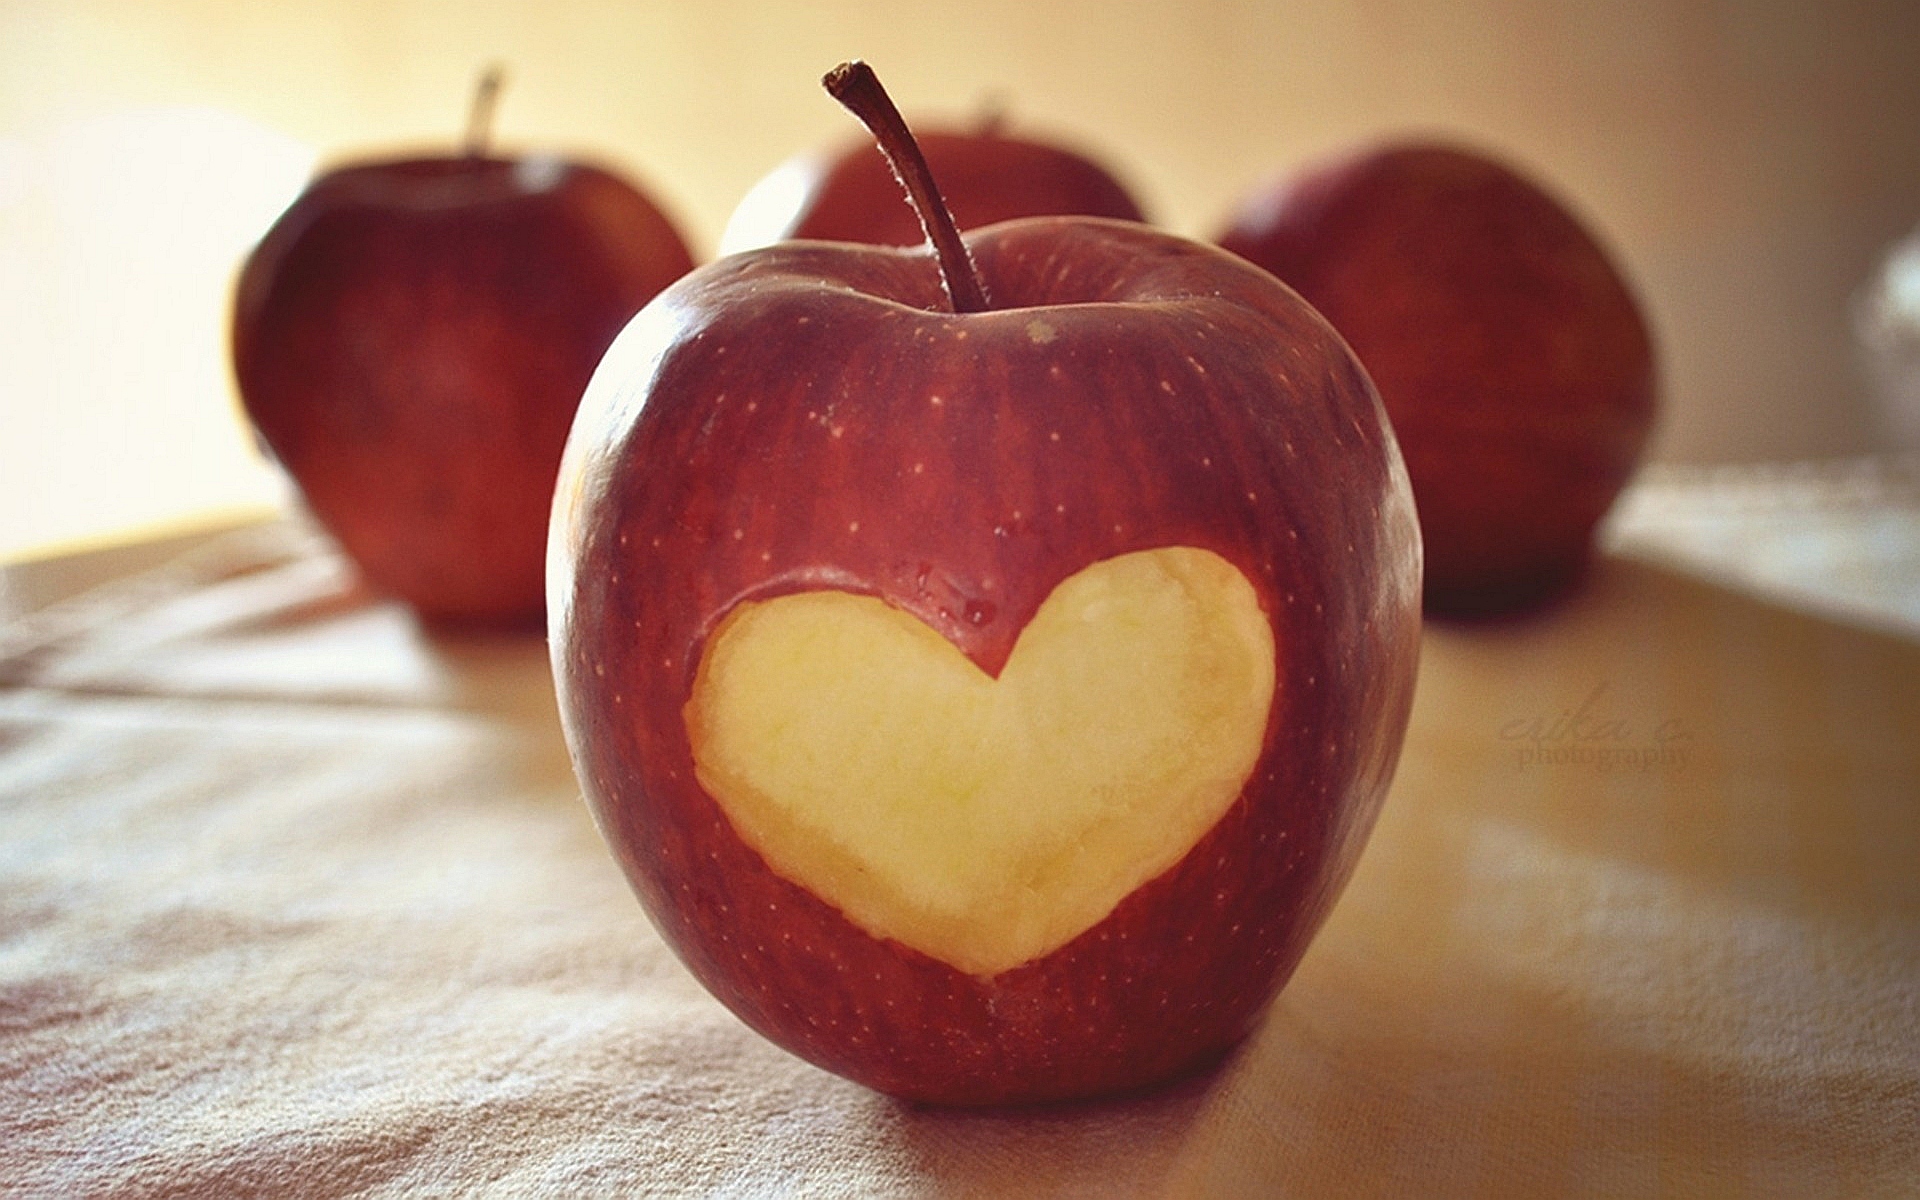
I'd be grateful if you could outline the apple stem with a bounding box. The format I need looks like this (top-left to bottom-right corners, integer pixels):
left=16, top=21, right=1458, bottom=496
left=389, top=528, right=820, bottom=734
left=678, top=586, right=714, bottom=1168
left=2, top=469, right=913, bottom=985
left=464, top=65, right=505, bottom=158
left=823, top=61, right=990, bottom=315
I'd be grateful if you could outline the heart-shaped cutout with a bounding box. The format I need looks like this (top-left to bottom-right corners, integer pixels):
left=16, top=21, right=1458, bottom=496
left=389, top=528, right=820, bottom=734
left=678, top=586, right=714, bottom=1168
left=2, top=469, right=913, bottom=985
left=685, top=546, right=1275, bottom=976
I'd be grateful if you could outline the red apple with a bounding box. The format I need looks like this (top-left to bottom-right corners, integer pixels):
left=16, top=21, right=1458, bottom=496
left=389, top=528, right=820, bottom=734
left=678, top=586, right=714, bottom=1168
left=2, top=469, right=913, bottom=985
left=232, top=71, right=695, bottom=626
left=1219, top=140, right=1657, bottom=615
left=720, top=106, right=1144, bottom=253
left=549, top=63, right=1421, bottom=1106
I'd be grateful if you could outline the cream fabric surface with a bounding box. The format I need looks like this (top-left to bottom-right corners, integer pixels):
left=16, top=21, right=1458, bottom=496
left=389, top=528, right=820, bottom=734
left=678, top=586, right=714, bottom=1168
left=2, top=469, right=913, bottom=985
left=2, top=464, right=1917, bottom=1197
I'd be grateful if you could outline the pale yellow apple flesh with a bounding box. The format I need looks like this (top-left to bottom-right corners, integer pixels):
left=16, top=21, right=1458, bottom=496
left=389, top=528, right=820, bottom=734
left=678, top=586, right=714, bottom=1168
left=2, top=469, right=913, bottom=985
left=685, top=547, right=1276, bottom=977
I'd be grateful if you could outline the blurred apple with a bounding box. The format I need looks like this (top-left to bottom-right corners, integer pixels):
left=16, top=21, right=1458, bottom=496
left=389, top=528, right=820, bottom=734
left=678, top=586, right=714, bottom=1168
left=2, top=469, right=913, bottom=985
left=232, top=71, right=695, bottom=626
left=720, top=105, right=1144, bottom=253
left=1220, top=140, right=1656, bottom=615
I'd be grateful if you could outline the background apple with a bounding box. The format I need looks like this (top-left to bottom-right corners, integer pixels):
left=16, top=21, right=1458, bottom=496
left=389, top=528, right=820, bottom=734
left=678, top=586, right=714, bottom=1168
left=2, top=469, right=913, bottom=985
left=549, top=63, right=1421, bottom=1106
left=232, top=71, right=695, bottom=626
left=1219, top=139, right=1657, bottom=616
left=719, top=107, right=1145, bottom=253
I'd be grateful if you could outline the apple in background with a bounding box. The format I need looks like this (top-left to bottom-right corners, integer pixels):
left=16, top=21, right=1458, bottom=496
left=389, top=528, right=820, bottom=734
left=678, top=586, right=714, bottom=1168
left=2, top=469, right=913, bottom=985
left=550, top=62, right=1422, bottom=1107
left=231, top=70, right=695, bottom=626
left=1219, top=140, right=1657, bottom=616
left=719, top=105, right=1145, bottom=254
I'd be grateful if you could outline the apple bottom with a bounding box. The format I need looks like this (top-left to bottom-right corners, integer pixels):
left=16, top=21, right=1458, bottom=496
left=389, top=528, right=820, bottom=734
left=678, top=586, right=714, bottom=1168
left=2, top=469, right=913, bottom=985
left=1424, top=546, right=1589, bottom=618
left=1402, top=425, right=1622, bottom=616
left=592, top=758, right=1346, bottom=1107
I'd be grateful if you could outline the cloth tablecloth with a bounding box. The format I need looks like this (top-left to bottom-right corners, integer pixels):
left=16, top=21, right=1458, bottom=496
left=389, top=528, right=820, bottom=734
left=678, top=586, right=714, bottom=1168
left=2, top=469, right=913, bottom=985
left=2, top=459, right=1917, bottom=1196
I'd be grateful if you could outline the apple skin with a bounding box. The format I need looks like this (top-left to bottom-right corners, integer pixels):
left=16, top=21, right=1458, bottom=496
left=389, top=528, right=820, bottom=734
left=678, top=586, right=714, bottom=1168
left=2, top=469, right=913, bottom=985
left=720, top=125, right=1146, bottom=253
left=1218, top=140, right=1657, bottom=615
left=232, top=154, right=695, bottom=626
left=549, top=217, right=1421, bottom=1106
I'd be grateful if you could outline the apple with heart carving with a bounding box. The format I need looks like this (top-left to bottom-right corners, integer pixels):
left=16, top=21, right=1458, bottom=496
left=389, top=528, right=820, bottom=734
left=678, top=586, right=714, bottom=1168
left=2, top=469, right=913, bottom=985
left=549, top=62, right=1422, bottom=1106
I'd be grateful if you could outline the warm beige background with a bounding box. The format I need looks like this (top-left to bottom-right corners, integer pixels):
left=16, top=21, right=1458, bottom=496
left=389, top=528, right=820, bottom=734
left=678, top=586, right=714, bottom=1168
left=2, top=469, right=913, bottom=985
left=4, top=0, right=1918, bottom=559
